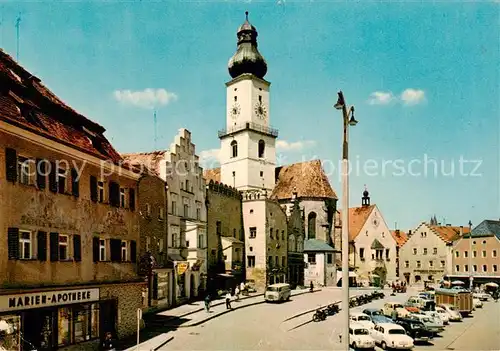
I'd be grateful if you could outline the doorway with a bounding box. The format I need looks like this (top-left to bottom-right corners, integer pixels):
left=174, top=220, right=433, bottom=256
left=190, top=276, right=196, bottom=299
left=23, top=308, right=55, bottom=350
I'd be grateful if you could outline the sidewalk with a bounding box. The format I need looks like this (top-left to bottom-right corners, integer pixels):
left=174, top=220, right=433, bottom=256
left=123, top=288, right=313, bottom=351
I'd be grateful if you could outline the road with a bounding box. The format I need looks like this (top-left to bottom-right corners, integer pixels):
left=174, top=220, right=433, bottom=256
left=157, top=287, right=500, bottom=350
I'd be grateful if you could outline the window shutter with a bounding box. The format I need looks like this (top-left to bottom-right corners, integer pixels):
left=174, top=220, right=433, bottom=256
left=37, top=231, right=47, bottom=261
left=129, top=188, right=135, bottom=211
left=73, top=234, right=82, bottom=261
left=36, top=159, right=46, bottom=189
left=71, top=169, right=79, bottom=197
left=5, top=148, right=17, bottom=182
left=109, top=182, right=119, bottom=207
left=49, top=232, right=59, bottom=261
left=90, top=176, right=98, bottom=202
left=152, top=273, right=159, bottom=300
left=48, top=162, right=57, bottom=193
left=92, top=237, right=100, bottom=263
left=130, top=240, right=137, bottom=263
left=7, top=227, right=19, bottom=260
left=110, top=239, right=122, bottom=262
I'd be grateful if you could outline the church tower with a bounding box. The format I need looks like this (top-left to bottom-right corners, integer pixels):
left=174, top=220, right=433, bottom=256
left=219, top=12, right=277, bottom=191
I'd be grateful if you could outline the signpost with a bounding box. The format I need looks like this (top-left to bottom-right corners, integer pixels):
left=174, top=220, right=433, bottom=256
left=136, top=308, right=142, bottom=350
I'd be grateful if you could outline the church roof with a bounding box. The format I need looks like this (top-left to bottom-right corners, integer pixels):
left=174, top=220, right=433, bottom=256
left=339, top=205, right=376, bottom=241
left=271, top=160, right=337, bottom=200
left=304, top=239, right=338, bottom=252
left=469, top=220, right=500, bottom=239
left=390, top=230, right=409, bottom=248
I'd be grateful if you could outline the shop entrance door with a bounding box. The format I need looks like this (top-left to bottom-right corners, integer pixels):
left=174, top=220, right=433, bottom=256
left=100, top=300, right=117, bottom=338
left=23, top=308, right=55, bottom=350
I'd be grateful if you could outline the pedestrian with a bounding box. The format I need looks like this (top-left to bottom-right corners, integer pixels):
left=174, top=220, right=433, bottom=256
left=225, top=291, right=232, bottom=309
left=310, top=281, right=314, bottom=292
left=204, top=294, right=211, bottom=313
left=240, top=281, right=246, bottom=293
left=391, top=308, right=398, bottom=321
left=235, top=286, right=240, bottom=301
left=101, top=332, right=116, bottom=351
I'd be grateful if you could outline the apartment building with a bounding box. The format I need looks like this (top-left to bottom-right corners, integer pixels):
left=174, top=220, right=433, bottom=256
left=0, top=49, right=144, bottom=350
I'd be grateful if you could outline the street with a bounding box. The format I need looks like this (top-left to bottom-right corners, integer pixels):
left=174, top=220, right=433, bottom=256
left=150, top=288, right=500, bottom=350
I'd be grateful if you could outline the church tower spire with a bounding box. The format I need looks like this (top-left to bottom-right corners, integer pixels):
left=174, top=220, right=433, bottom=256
left=362, top=185, right=370, bottom=207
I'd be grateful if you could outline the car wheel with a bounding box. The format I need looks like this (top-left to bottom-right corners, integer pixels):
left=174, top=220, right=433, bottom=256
left=381, top=341, right=387, bottom=350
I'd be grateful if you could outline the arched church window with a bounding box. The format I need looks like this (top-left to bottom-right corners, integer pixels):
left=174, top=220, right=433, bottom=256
left=308, top=212, right=317, bottom=239
left=258, top=140, right=265, bottom=158
left=231, top=140, right=238, bottom=158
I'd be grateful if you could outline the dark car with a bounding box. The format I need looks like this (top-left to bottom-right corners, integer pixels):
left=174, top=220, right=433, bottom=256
left=362, top=308, right=394, bottom=324
left=394, top=317, right=434, bottom=342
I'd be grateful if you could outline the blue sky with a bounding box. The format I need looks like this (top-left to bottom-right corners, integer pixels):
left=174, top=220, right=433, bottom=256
left=1, top=1, right=498, bottom=230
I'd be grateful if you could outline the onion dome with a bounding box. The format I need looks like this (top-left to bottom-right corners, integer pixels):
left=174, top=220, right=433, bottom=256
left=363, top=189, right=369, bottom=197
left=228, top=11, right=268, bottom=79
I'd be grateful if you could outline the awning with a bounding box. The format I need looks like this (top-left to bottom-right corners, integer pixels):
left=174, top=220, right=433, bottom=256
left=168, top=254, right=185, bottom=262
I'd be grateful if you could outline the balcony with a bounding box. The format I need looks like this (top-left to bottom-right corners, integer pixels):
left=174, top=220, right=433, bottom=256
left=218, top=122, right=279, bottom=138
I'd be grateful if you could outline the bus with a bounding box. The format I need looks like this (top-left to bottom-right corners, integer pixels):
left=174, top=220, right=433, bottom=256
left=435, top=288, right=473, bottom=315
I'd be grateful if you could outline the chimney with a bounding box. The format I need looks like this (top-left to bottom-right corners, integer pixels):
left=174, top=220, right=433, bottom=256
left=408, top=230, right=412, bottom=236
left=460, top=226, right=463, bottom=236
left=396, top=229, right=400, bottom=236
left=446, top=224, right=451, bottom=227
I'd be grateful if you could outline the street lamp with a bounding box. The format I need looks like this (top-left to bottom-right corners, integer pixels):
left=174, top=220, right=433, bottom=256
left=468, top=220, right=473, bottom=290
left=334, top=90, right=358, bottom=351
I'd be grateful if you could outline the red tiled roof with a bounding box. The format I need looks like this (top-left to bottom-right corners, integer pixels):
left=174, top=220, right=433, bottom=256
left=203, top=168, right=221, bottom=184
left=342, top=205, right=376, bottom=241
left=430, top=225, right=470, bottom=243
left=390, top=230, right=409, bottom=248
left=122, top=151, right=166, bottom=176
left=0, top=49, right=123, bottom=164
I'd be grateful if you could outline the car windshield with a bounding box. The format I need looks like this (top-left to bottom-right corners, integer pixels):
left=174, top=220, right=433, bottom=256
left=448, top=306, right=456, bottom=311
left=371, top=310, right=382, bottom=316
left=394, top=304, right=404, bottom=309
left=358, top=316, right=370, bottom=321
left=354, top=329, right=369, bottom=335
left=388, top=329, right=406, bottom=335
left=266, top=287, right=278, bottom=292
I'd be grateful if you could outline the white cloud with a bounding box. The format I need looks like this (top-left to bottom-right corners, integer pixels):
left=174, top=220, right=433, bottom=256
left=368, top=91, right=395, bottom=105
left=199, top=148, right=220, bottom=168
left=276, top=140, right=316, bottom=151
left=113, top=88, right=178, bottom=109
left=400, top=88, right=425, bottom=106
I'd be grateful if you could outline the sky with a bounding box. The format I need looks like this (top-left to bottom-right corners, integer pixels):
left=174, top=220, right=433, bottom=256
left=1, top=1, right=498, bottom=230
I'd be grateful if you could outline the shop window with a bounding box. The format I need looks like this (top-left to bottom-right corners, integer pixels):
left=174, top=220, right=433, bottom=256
left=57, top=304, right=99, bottom=347
left=19, top=230, right=32, bottom=259
left=58, top=307, right=72, bottom=346
left=121, top=240, right=129, bottom=261
left=99, top=239, right=106, bottom=261
left=59, top=234, right=69, bottom=260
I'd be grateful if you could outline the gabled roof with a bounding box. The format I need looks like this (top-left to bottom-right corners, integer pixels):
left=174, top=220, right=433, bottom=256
left=271, top=160, right=337, bottom=200
left=371, top=238, right=385, bottom=249
left=469, top=220, right=500, bottom=239
left=304, top=239, right=338, bottom=252
left=0, top=49, right=123, bottom=164
left=122, top=151, right=166, bottom=176
left=429, top=225, right=468, bottom=243
left=339, top=205, right=376, bottom=241
left=390, top=230, right=409, bottom=248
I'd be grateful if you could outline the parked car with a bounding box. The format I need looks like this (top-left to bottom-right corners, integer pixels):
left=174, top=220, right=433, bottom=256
left=424, top=310, right=449, bottom=325
left=394, top=317, right=433, bottom=342
left=473, top=297, right=483, bottom=309
left=383, top=302, right=410, bottom=318
left=406, top=296, right=435, bottom=311
left=350, top=312, right=375, bottom=329
left=473, top=292, right=490, bottom=301
left=349, top=323, right=376, bottom=349
left=362, top=308, right=394, bottom=324
left=437, top=304, right=463, bottom=321
left=434, top=306, right=450, bottom=324
left=407, top=313, right=444, bottom=334
left=371, top=323, right=414, bottom=350
left=264, top=283, right=291, bottom=302
left=418, top=291, right=435, bottom=300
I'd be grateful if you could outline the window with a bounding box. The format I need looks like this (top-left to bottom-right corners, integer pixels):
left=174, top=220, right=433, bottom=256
left=307, top=253, right=316, bottom=264
left=455, top=251, right=459, bottom=258
left=196, top=208, right=201, bottom=220
left=429, top=260, right=434, bottom=268
left=97, top=181, right=104, bottom=203
left=275, top=256, right=279, bottom=266
left=231, top=141, right=238, bottom=158
left=493, top=250, right=498, bottom=258
left=57, top=166, right=67, bottom=193
left=247, top=256, right=255, bottom=267
left=146, top=237, right=151, bottom=252
left=359, top=248, right=365, bottom=259
left=158, top=238, right=164, bottom=253
left=268, top=256, right=273, bottom=266
left=416, top=261, right=421, bottom=268
left=440, top=260, right=445, bottom=268
left=433, top=247, right=437, bottom=255
left=413, top=248, right=417, bottom=255
left=308, top=212, right=317, bottom=239
left=183, top=203, right=189, bottom=217
left=258, top=95, right=262, bottom=102
left=249, top=227, right=257, bottom=238
left=159, top=207, right=165, bottom=220
left=275, top=229, right=279, bottom=240
left=423, top=248, right=427, bottom=255
left=57, top=303, right=99, bottom=346
left=19, top=230, right=32, bottom=259
left=185, top=180, right=190, bottom=192
left=282, top=256, right=286, bottom=267
left=171, top=200, right=177, bottom=215
left=455, top=265, right=460, bottom=272
left=145, top=203, right=151, bottom=217
left=270, top=227, right=274, bottom=239
left=258, top=140, right=265, bottom=158
left=404, top=261, right=409, bottom=268
left=464, top=265, right=469, bottom=272
left=59, top=235, right=69, bottom=260
left=99, top=239, right=106, bottom=261
left=120, top=188, right=126, bottom=207
left=17, top=156, right=31, bottom=185
left=281, top=230, right=285, bottom=240
left=327, top=253, right=333, bottom=264
left=472, top=264, right=477, bottom=272
left=482, top=265, right=487, bottom=272
left=198, top=233, right=204, bottom=248
left=482, top=250, right=486, bottom=258
left=464, top=251, right=468, bottom=258
left=473, top=250, right=477, bottom=258
left=493, top=265, right=498, bottom=272
left=121, top=241, right=129, bottom=261
left=216, top=221, right=222, bottom=235
left=385, top=248, right=390, bottom=260
left=186, top=240, right=190, bottom=248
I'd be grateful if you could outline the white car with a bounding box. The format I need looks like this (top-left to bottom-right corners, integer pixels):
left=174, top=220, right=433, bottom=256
left=423, top=310, right=448, bottom=325
left=474, top=292, right=490, bottom=301
left=433, top=307, right=450, bottom=324
left=371, top=323, right=414, bottom=350
left=473, top=298, right=483, bottom=308
left=350, top=312, right=375, bottom=329
left=349, top=323, right=376, bottom=349
left=437, top=304, right=462, bottom=321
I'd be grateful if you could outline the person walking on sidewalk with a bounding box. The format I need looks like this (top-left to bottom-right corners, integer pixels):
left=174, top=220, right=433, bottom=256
left=225, top=291, right=232, bottom=309
left=235, top=286, right=240, bottom=301
left=310, top=281, right=314, bottom=293
left=204, top=294, right=211, bottom=313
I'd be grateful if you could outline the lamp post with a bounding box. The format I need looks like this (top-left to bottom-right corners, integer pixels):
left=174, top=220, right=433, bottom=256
left=334, top=90, right=358, bottom=351
left=468, top=220, right=473, bottom=290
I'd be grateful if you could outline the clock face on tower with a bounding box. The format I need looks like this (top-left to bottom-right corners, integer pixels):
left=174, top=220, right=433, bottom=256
left=254, top=101, right=267, bottom=120
left=230, top=103, right=240, bottom=119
